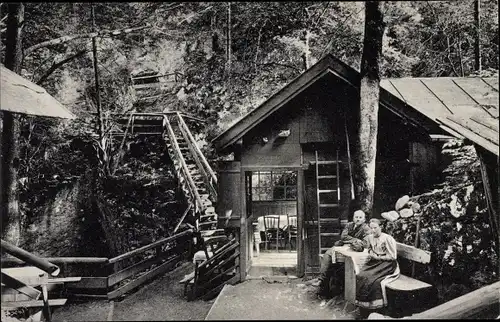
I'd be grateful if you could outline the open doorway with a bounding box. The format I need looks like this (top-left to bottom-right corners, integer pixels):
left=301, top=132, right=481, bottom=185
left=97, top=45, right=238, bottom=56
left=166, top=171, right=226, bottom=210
left=246, top=170, right=299, bottom=277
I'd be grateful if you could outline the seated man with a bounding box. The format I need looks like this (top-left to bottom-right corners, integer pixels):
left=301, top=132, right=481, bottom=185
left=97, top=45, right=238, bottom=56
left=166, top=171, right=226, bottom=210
left=317, top=210, right=371, bottom=298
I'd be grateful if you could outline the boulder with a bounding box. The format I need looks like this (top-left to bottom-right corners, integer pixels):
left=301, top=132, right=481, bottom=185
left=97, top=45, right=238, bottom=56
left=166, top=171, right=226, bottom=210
left=382, top=211, right=400, bottom=222
left=395, top=195, right=410, bottom=211
left=388, top=210, right=400, bottom=221
left=411, top=202, right=421, bottom=213
left=399, top=208, right=414, bottom=218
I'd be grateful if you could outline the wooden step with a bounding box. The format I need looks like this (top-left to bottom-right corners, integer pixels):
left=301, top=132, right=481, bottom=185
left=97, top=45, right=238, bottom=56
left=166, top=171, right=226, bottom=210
left=320, top=247, right=331, bottom=253
left=200, top=214, right=217, bottom=220
left=318, top=189, right=337, bottom=193
left=200, top=229, right=225, bottom=237
left=319, top=204, right=339, bottom=208
left=199, top=221, right=218, bottom=226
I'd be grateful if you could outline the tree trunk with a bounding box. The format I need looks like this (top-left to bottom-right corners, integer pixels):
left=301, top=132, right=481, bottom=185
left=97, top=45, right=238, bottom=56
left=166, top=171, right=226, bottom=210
left=301, top=30, right=311, bottom=70
left=1, top=3, right=24, bottom=245
left=474, top=0, right=481, bottom=72
left=351, top=1, right=385, bottom=216
left=226, top=2, right=232, bottom=78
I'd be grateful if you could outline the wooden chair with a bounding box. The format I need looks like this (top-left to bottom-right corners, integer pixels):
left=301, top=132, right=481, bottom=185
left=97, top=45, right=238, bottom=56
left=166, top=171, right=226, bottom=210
left=263, top=215, right=284, bottom=251
left=285, top=213, right=298, bottom=251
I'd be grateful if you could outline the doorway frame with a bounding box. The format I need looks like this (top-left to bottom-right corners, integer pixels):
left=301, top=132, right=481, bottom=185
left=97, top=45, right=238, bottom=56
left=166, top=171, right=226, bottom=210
left=239, top=166, right=305, bottom=279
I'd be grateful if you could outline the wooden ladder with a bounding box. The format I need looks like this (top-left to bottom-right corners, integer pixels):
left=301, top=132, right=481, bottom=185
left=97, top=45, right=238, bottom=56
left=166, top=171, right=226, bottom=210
left=314, top=150, right=342, bottom=255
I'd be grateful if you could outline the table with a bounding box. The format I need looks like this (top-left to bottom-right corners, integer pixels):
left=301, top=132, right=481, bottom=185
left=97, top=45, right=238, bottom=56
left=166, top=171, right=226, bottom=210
left=329, top=246, right=370, bottom=304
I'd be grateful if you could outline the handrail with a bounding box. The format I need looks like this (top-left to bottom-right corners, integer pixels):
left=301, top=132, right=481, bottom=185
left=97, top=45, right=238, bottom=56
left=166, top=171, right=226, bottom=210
left=177, top=116, right=218, bottom=202
left=164, top=115, right=204, bottom=212
left=108, top=229, right=193, bottom=264
left=1, top=257, right=109, bottom=264
left=176, top=112, right=218, bottom=200
left=87, top=112, right=206, bottom=123
left=1, top=239, right=60, bottom=276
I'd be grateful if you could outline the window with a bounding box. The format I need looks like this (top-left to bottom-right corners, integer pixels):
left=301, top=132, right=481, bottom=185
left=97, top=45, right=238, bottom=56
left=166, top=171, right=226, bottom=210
left=251, top=171, right=297, bottom=201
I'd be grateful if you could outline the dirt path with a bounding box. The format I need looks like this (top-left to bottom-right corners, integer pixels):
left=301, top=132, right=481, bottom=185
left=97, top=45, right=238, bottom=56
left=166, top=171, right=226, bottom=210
left=52, top=262, right=213, bottom=321
left=52, top=263, right=358, bottom=321
left=205, top=277, right=358, bottom=320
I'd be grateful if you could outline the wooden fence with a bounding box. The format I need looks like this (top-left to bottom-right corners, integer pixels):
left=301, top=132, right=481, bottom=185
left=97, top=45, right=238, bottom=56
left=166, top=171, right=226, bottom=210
left=1, top=229, right=194, bottom=300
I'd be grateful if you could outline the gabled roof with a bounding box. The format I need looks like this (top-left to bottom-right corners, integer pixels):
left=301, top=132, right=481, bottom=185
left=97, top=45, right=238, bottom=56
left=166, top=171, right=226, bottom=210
left=1, top=65, right=76, bottom=119
left=212, top=54, right=439, bottom=152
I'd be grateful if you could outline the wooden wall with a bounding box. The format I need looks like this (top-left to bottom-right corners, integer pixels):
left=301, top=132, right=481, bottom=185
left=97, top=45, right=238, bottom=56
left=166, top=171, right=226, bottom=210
left=216, top=161, right=242, bottom=227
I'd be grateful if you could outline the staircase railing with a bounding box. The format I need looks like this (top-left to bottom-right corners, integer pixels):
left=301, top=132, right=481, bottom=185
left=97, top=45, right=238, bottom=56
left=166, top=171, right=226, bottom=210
left=176, top=112, right=218, bottom=202
left=163, top=114, right=204, bottom=213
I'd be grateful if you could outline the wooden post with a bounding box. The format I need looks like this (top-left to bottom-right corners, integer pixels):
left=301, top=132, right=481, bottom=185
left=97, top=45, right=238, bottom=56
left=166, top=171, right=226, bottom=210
left=411, top=215, right=421, bottom=277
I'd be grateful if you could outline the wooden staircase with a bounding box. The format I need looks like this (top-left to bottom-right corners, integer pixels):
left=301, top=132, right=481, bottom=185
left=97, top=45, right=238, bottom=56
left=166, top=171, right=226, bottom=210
left=163, top=113, right=228, bottom=251
left=106, top=110, right=237, bottom=299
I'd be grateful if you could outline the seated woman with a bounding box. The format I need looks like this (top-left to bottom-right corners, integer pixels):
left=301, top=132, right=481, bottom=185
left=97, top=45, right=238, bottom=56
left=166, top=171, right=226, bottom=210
left=355, top=218, right=400, bottom=317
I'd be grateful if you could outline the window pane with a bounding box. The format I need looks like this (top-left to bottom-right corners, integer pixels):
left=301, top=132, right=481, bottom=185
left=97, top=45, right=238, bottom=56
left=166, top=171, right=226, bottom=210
left=285, top=186, right=297, bottom=200
left=260, top=172, right=272, bottom=187
left=252, top=188, right=260, bottom=201
left=273, top=171, right=285, bottom=186
left=285, top=172, right=297, bottom=185
left=252, top=173, right=260, bottom=188
left=273, top=187, right=285, bottom=200
left=260, top=186, right=273, bottom=200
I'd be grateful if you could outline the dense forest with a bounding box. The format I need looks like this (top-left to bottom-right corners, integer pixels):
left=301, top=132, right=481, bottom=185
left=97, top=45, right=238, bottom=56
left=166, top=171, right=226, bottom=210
left=1, top=1, right=498, bottom=304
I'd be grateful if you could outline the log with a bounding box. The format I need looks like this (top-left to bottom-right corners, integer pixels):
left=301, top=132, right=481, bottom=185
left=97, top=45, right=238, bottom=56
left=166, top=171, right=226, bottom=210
left=368, top=281, right=500, bottom=319
left=1, top=239, right=60, bottom=276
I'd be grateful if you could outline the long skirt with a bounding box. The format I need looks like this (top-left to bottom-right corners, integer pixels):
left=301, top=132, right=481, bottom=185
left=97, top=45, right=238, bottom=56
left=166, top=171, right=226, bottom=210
left=355, top=258, right=399, bottom=309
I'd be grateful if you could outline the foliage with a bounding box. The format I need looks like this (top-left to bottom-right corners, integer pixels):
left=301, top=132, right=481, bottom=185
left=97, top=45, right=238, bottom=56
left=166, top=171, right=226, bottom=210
left=382, top=139, right=498, bottom=303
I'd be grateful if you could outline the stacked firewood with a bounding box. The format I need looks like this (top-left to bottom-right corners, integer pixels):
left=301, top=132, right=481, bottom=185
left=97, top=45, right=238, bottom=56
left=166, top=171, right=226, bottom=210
left=381, top=195, right=422, bottom=222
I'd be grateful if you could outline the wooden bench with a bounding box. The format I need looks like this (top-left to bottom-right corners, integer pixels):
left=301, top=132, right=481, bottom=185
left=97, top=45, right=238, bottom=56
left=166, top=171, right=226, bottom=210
left=383, top=242, right=436, bottom=317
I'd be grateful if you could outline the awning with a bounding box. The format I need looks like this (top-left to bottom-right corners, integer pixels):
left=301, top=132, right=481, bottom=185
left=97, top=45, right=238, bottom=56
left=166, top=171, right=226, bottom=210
left=1, top=65, right=76, bottom=119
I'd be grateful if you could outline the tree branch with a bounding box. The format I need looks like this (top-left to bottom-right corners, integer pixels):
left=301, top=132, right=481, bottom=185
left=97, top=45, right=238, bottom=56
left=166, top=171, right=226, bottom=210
left=24, top=24, right=150, bottom=57
left=36, top=50, right=87, bottom=85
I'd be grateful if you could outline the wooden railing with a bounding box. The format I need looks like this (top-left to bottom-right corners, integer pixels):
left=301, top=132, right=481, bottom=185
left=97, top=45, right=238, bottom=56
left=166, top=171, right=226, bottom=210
left=176, top=112, right=218, bottom=202
left=163, top=114, right=204, bottom=212
left=1, top=229, right=194, bottom=301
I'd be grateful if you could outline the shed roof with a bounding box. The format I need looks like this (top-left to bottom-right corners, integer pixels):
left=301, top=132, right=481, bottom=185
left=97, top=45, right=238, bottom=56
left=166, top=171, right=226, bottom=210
left=212, top=54, right=499, bottom=154
left=382, top=77, right=499, bottom=156
left=1, top=65, right=76, bottom=119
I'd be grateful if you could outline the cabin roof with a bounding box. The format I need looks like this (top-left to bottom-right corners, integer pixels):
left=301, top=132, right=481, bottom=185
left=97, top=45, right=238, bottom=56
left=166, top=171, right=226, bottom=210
left=1, top=65, right=76, bottom=119
left=212, top=54, right=498, bottom=153
left=383, top=77, right=499, bottom=156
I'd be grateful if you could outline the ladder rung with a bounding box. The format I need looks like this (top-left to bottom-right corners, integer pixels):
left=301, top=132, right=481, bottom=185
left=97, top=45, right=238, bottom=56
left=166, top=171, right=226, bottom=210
left=320, top=247, right=331, bottom=253
left=305, top=219, right=341, bottom=225
left=318, top=189, right=337, bottom=193
left=318, top=175, right=337, bottom=179
left=310, top=160, right=342, bottom=165
left=320, top=233, right=340, bottom=237
left=319, top=204, right=339, bottom=208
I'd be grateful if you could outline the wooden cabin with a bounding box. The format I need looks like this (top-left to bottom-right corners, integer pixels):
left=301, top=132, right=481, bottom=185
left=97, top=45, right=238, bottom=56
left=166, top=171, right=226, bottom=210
left=211, top=54, right=498, bottom=278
